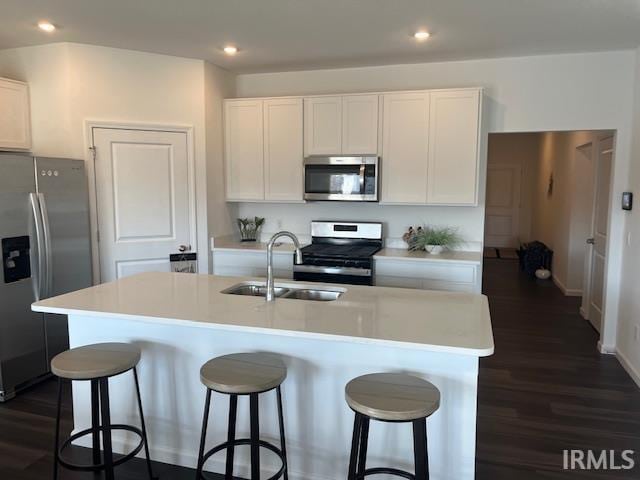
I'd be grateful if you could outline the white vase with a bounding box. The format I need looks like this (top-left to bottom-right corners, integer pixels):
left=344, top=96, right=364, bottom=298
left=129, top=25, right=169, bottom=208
left=425, top=245, right=445, bottom=255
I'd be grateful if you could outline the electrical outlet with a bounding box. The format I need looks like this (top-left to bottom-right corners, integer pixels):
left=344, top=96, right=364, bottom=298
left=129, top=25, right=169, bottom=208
left=277, top=219, right=283, bottom=230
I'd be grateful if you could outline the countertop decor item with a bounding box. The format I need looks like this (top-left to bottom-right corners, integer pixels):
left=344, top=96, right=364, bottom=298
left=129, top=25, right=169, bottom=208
left=237, top=217, right=265, bottom=242
left=406, top=226, right=463, bottom=254
left=535, top=268, right=551, bottom=280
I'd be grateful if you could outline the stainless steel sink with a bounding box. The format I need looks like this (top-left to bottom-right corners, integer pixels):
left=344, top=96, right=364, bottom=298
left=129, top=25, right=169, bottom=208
left=221, top=283, right=290, bottom=298
left=281, top=289, right=343, bottom=302
left=221, top=281, right=344, bottom=302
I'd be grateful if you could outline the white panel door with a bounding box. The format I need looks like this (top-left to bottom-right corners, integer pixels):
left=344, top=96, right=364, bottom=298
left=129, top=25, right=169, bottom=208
left=225, top=99, right=264, bottom=200
left=484, top=165, right=521, bottom=247
left=0, top=78, right=31, bottom=150
left=342, top=94, right=379, bottom=155
left=380, top=92, right=430, bottom=203
left=304, top=96, right=342, bottom=156
left=93, top=128, right=194, bottom=282
left=264, top=98, right=303, bottom=201
left=427, top=89, right=480, bottom=205
left=584, top=136, right=613, bottom=333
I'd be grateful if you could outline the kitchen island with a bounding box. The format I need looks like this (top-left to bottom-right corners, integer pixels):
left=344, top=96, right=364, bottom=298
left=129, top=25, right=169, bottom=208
left=32, top=272, right=493, bottom=480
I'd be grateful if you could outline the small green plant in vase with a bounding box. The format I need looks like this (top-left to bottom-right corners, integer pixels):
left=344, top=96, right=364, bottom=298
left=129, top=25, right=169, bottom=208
left=408, top=226, right=463, bottom=254
left=237, top=217, right=265, bottom=242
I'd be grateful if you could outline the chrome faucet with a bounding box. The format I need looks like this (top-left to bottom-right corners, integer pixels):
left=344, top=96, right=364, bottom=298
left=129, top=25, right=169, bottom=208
left=266, top=231, right=303, bottom=302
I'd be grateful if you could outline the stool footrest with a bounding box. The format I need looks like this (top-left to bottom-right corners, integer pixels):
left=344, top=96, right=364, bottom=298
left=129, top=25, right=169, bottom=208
left=359, top=467, right=416, bottom=479
left=200, top=437, right=287, bottom=480
left=57, top=424, right=144, bottom=472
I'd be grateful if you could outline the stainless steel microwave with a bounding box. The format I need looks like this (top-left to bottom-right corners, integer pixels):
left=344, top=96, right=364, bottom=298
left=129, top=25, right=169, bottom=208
left=304, top=156, right=379, bottom=202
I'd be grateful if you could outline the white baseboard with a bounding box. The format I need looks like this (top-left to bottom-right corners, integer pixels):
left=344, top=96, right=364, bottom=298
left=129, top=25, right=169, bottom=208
left=597, top=340, right=616, bottom=354
left=551, top=275, right=582, bottom=297
left=579, top=306, right=588, bottom=320
left=616, top=348, right=640, bottom=389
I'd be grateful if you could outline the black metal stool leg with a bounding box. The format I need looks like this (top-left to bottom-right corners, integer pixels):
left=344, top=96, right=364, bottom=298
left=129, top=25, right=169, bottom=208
left=225, top=394, right=237, bottom=479
left=413, top=418, right=428, bottom=480
left=52, top=377, right=62, bottom=480
left=99, top=378, right=115, bottom=480
left=133, top=367, right=156, bottom=480
left=356, top=417, right=370, bottom=480
left=249, top=393, right=260, bottom=480
left=276, top=386, right=288, bottom=480
left=195, top=389, right=212, bottom=480
left=347, top=413, right=362, bottom=480
left=90, top=379, right=101, bottom=466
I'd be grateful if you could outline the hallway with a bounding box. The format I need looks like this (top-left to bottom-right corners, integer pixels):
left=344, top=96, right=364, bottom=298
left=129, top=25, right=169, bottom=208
left=476, top=258, right=640, bottom=478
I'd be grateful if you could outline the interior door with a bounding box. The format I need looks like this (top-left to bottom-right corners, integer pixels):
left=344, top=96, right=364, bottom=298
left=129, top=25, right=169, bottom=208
left=484, top=165, right=521, bottom=248
left=583, top=136, right=613, bottom=332
left=92, top=128, right=194, bottom=282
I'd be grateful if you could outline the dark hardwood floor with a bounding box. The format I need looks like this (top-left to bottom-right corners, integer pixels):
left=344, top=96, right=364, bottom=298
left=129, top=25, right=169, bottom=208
left=477, top=258, right=640, bottom=478
left=1, top=258, right=638, bottom=479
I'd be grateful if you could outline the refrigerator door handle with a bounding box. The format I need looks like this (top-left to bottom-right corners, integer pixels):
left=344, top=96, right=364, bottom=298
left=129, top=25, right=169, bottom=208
left=37, top=193, right=53, bottom=299
left=29, top=193, right=46, bottom=301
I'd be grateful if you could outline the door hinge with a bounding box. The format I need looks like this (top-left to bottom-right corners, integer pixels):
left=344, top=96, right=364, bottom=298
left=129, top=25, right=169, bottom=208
left=89, top=145, right=97, bottom=161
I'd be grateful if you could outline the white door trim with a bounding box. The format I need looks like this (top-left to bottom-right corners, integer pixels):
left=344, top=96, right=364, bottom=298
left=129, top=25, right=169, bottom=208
left=577, top=141, right=594, bottom=321
left=84, top=120, right=197, bottom=284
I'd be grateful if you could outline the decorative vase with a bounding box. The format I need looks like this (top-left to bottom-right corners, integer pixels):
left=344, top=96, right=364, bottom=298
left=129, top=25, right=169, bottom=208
left=535, top=268, right=551, bottom=280
left=425, top=245, right=445, bottom=255
left=237, top=217, right=265, bottom=242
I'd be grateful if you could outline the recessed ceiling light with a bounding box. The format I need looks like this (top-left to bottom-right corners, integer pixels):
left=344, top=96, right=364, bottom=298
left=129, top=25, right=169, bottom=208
left=414, top=30, right=430, bottom=41
left=223, top=45, right=238, bottom=55
left=37, top=21, right=56, bottom=33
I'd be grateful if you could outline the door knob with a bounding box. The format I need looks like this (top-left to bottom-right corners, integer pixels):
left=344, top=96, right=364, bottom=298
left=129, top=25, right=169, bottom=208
left=586, top=238, right=595, bottom=245
left=178, top=244, right=191, bottom=252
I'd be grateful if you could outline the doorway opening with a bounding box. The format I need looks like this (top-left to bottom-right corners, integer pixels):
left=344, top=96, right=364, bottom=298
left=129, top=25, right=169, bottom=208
left=483, top=130, right=615, bottom=337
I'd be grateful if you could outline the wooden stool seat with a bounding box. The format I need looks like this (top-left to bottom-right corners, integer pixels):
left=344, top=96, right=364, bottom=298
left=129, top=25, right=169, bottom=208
left=51, top=343, right=141, bottom=380
left=346, top=372, right=440, bottom=422
left=200, top=352, right=287, bottom=394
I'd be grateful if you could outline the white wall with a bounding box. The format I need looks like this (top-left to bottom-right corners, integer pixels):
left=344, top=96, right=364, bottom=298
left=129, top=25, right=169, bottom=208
left=617, top=46, right=640, bottom=384
left=486, top=133, right=540, bottom=243
left=0, top=43, right=236, bottom=274
left=236, top=50, right=637, bottom=349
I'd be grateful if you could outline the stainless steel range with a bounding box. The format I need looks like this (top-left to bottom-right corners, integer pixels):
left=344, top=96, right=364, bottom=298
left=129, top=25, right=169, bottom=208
left=293, top=221, right=383, bottom=285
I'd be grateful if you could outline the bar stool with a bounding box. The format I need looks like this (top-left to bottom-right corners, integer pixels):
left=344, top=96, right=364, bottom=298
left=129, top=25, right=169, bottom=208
left=345, top=373, right=440, bottom=480
left=195, top=352, right=288, bottom=480
left=51, top=342, right=155, bottom=480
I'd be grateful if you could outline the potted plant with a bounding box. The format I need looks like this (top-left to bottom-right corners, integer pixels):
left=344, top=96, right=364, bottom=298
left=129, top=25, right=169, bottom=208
left=237, top=217, right=265, bottom=242
left=408, top=226, right=463, bottom=254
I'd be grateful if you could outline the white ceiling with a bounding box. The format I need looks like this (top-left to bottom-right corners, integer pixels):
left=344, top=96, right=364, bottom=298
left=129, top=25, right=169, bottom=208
left=1, top=0, right=640, bottom=73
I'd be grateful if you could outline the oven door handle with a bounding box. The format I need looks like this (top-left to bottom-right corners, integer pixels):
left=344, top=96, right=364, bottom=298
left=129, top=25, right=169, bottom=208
left=293, top=264, right=372, bottom=276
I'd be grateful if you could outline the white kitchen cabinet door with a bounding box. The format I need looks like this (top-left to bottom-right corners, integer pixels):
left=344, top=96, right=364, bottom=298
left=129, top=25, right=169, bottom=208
left=427, top=89, right=481, bottom=205
left=342, top=94, right=379, bottom=154
left=225, top=99, right=264, bottom=200
left=304, top=96, right=342, bottom=156
left=264, top=98, right=303, bottom=201
left=0, top=78, right=31, bottom=150
left=380, top=92, right=430, bottom=203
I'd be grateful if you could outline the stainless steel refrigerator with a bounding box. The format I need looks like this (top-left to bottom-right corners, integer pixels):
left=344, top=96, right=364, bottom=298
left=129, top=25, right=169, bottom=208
left=0, top=153, right=92, bottom=401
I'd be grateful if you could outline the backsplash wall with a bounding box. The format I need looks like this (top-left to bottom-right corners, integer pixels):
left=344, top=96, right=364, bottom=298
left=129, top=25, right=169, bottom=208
left=235, top=202, right=484, bottom=250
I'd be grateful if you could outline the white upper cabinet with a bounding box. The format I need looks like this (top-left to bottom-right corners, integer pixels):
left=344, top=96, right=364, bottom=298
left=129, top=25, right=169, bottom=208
left=0, top=78, right=31, bottom=150
left=381, top=92, right=430, bottom=203
left=304, top=96, right=342, bottom=156
left=224, top=99, right=264, bottom=200
left=304, top=94, right=379, bottom=156
left=427, top=89, right=481, bottom=205
left=264, top=98, right=303, bottom=201
left=342, top=94, right=379, bottom=154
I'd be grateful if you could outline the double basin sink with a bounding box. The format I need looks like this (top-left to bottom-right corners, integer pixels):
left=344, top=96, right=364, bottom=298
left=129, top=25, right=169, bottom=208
left=221, top=281, right=344, bottom=302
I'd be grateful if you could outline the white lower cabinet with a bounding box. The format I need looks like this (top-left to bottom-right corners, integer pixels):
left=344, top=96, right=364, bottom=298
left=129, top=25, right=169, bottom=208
left=213, top=250, right=294, bottom=279
left=374, top=259, right=480, bottom=293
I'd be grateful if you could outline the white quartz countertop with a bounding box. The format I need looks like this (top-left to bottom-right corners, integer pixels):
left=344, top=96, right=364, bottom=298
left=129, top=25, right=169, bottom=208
left=32, top=272, right=494, bottom=356
left=213, top=238, right=482, bottom=264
